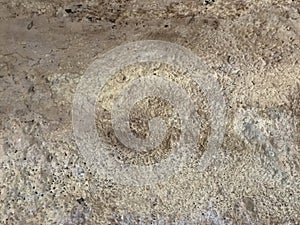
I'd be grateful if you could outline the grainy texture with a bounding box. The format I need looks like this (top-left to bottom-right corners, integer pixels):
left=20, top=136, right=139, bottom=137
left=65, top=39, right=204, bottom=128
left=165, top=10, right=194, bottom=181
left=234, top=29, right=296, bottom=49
left=0, top=0, right=299, bottom=224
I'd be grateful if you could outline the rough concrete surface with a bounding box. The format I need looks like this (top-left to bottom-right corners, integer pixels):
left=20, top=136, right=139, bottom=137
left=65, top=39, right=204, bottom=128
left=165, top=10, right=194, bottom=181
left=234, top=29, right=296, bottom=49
left=0, top=0, right=300, bottom=224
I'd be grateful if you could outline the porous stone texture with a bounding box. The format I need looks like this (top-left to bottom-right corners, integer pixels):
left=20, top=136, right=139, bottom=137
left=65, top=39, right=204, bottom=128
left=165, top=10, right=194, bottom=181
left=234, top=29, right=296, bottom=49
left=0, top=0, right=299, bottom=224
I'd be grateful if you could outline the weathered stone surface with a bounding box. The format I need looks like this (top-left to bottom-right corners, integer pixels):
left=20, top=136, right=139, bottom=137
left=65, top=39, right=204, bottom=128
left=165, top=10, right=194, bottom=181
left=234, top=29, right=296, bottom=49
left=0, top=0, right=299, bottom=224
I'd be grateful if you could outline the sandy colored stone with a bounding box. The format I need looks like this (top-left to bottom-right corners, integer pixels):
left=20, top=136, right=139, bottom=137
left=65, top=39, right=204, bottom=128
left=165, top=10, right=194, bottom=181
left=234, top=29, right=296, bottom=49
left=0, top=0, right=299, bottom=224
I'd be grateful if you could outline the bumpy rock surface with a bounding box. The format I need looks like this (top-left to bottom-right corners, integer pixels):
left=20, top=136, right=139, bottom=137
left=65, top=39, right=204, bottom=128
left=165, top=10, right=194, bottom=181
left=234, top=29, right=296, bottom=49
left=0, top=0, right=299, bottom=224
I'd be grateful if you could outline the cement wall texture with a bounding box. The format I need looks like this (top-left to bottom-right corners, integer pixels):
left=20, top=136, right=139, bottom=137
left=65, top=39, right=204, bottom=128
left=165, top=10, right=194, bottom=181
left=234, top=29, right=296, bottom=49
left=0, top=0, right=299, bottom=224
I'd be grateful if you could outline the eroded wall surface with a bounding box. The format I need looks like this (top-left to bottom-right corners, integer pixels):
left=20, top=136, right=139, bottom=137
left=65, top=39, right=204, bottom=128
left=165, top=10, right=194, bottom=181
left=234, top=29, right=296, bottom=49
left=0, top=0, right=299, bottom=224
